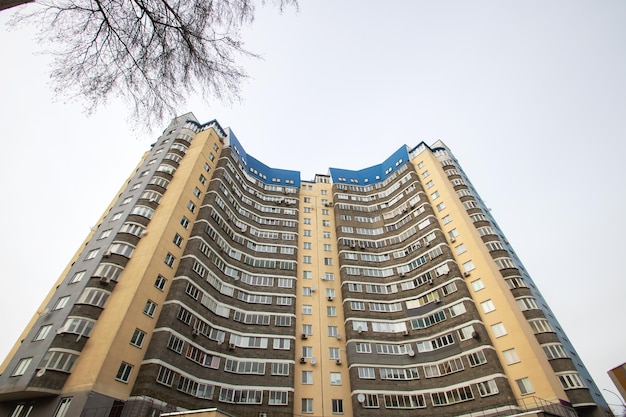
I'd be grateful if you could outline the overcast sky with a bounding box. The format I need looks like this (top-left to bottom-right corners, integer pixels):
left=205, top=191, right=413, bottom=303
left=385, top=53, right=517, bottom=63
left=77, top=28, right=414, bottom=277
left=1, top=1, right=625, bottom=413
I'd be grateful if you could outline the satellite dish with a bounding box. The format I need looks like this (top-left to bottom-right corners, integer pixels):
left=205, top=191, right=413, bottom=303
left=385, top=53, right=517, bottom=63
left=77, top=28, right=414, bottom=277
left=357, top=393, right=366, bottom=403
left=310, top=357, right=317, bottom=365
left=36, top=368, right=46, bottom=377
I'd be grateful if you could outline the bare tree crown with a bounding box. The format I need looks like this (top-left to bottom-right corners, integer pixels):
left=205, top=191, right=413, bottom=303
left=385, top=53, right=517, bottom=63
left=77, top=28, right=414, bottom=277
left=13, top=0, right=297, bottom=126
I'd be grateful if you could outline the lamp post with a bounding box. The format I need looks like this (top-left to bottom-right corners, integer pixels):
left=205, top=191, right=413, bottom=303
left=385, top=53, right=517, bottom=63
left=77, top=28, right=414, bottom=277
left=603, top=389, right=626, bottom=416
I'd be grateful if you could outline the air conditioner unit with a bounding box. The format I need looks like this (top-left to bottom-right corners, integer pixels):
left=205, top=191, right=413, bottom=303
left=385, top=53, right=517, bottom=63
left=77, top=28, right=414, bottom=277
left=472, top=331, right=480, bottom=340
left=299, top=357, right=306, bottom=364
left=403, top=330, right=409, bottom=336
left=357, top=327, right=363, bottom=334
left=327, top=296, right=334, bottom=301
left=335, top=334, right=342, bottom=341
left=351, top=244, right=356, bottom=249
left=140, top=230, right=148, bottom=237
left=400, top=272, right=406, bottom=277
left=192, top=329, right=199, bottom=336
left=425, top=241, right=430, bottom=247
left=228, top=343, right=236, bottom=350
left=259, top=413, right=268, bottom=417
left=301, top=334, right=308, bottom=340
left=463, top=271, right=471, bottom=277
left=311, top=286, right=316, bottom=292
left=450, top=237, right=456, bottom=243
left=336, top=359, right=342, bottom=365
left=100, top=276, right=111, bottom=284
left=103, top=250, right=112, bottom=258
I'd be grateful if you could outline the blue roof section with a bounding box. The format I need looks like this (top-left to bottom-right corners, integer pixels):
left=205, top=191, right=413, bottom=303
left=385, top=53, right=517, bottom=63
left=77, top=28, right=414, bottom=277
left=228, top=130, right=301, bottom=187
left=329, top=145, right=410, bottom=185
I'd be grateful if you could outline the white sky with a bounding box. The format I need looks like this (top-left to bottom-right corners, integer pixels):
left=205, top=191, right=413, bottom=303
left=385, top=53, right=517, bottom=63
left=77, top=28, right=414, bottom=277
left=1, top=1, right=625, bottom=412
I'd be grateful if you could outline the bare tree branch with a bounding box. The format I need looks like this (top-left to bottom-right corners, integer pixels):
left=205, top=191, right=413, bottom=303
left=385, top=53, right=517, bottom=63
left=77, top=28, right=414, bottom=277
left=10, top=0, right=298, bottom=127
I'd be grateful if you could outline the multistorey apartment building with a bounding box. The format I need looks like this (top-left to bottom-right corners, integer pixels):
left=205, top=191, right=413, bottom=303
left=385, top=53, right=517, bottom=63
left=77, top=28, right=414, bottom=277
left=0, top=114, right=611, bottom=417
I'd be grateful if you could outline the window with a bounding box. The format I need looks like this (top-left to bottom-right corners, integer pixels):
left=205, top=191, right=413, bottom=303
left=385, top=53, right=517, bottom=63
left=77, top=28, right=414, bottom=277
left=269, top=391, right=288, bottom=405
left=442, top=214, right=452, bottom=224
left=115, top=362, right=133, bottom=383
left=330, top=372, right=342, bottom=385
left=9, top=404, right=33, bottom=417
left=303, top=271, right=312, bottom=279
left=164, top=253, right=175, bottom=267
left=327, top=307, right=337, bottom=317
left=303, top=256, right=312, bottom=264
left=436, top=202, right=446, bottom=211
left=204, top=162, right=210, bottom=172
left=322, top=220, right=330, bottom=227
left=302, top=398, right=313, bottom=414
left=303, top=230, right=312, bottom=236
left=302, top=324, right=313, bottom=336
left=323, top=232, right=331, bottom=238
left=157, top=366, right=175, bottom=386
left=516, top=377, right=534, bottom=395
left=304, top=197, right=311, bottom=203
left=349, top=343, right=369, bottom=355
left=301, top=371, right=313, bottom=384
left=199, top=174, right=206, bottom=185
left=503, top=348, right=521, bottom=364
left=471, top=279, right=484, bottom=291
left=302, top=305, right=312, bottom=315
left=144, top=300, right=157, bottom=317
left=448, top=228, right=459, bottom=238
left=208, top=153, right=215, bottom=161
left=154, top=275, right=167, bottom=290
left=12, top=358, right=32, bottom=376
left=324, top=244, right=332, bottom=251
left=303, top=218, right=311, bottom=225
left=491, top=322, right=507, bottom=338
left=193, top=187, right=202, bottom=198
left=332, top=399, right=343, bottom=414
left=558, top=372, right=585, bottom=389
left=69, top=270, right=86, bottom=284
left=39, top=350, right=78, bottom=372
left=299, top=346, right=313, bottom=359
left=426, top=180, right=434, bottom=188
left=517, top=297, right=539, bottom=311
left=329, top=347, right=340, bottom=360
left=455, top=243, right=467, bottom=255
left=324, top=257, right=333, bottom=265
left=173, top=233, right=183, bottom=247
left=85, top=249, right=99, bottom=260
left=130, top=329, right=146, bottom=348
left=303, top=287, right=312, bottom=296
left=327, top=326, right=339, bottom=337
left=481, top=299, right=495, bottom=313
left=53, top=398, right=72, bottom=417
left=529, top=319, right=553, bottom=334
left=431, top=191, right=440, bottom=200
left=358, top=367, right=375, bottom=379
left=476, top=380, right=499, bottom=397
left=543, top=343, right=568, bottom=359
left=187, top=201, right=196, bottom=213
left=121, top=197, right=133, bottom=205
left=180, top=216, right=190, bottom=228
left=53, top=296, right=70, bottom=310
left=33, top=324, right=52, bottom=341
left=98, top=229, right=112, bottom=240
left=462, top=260, right=475, bottom=273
